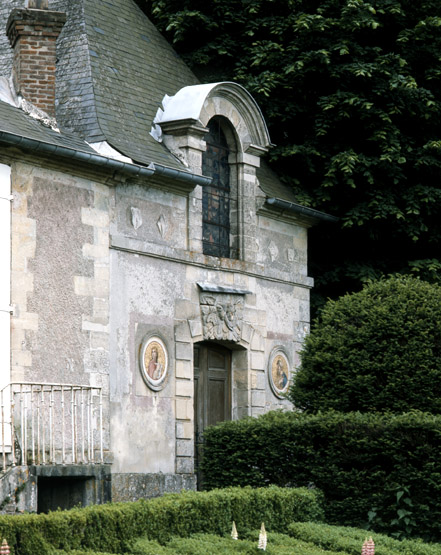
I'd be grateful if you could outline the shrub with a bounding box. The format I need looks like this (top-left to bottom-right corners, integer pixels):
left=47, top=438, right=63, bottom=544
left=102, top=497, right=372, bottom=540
left=289, top=276, right=441, bottom=413
left=0, top=486, right=322, bottom=555
left=287, top=522, right=441, bottom=555
left=54, top=527, right=441, bottom=555
left=201, top=410, right=441, bottom=541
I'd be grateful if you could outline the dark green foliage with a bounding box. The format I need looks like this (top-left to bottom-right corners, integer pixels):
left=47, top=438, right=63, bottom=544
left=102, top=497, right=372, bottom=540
left=0, top=486, right=322, bottom=555
left=141, top=0, right=441, bottom=306
left=289, top=276, right=441, bottom=413
left=201, top=410, right=441, bottom=541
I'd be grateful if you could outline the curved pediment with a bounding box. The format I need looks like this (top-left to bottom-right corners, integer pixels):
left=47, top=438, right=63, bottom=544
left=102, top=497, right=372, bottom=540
left=160, top=82, right=271, bottom=154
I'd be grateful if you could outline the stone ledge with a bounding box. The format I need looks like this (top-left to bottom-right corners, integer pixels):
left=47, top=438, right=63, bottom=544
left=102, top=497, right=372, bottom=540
left=110, top=234, right=314, bottom=289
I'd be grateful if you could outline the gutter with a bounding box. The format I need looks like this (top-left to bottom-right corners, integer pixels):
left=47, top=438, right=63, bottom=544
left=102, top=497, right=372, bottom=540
left=147, top=162, right=211, bottom=186
left=0, top=130, right=211, bottom=187
left=266, top=197, right=338, bottom=223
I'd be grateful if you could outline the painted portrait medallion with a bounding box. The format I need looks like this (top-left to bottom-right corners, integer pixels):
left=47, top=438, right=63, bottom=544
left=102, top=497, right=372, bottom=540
left=140, top=335, right=168, bottom=391
left=268, top=348, right=290, bottom=398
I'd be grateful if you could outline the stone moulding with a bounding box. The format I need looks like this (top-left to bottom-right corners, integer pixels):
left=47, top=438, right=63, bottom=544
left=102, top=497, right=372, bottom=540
left=197, top=281, right=252, bottom=295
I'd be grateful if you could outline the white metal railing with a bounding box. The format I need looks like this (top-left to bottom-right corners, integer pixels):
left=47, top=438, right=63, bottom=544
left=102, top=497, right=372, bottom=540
left=0, top=383, right=104, bottom=471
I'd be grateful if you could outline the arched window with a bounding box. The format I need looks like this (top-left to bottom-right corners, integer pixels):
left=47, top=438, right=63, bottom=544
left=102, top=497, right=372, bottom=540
left=202, top=118, right=231, bottom=258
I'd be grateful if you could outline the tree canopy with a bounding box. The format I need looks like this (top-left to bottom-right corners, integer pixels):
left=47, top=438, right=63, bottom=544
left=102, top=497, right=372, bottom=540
left=289, top=276, right=441, bottom=413
left=142, top=0, right=441, bottom=309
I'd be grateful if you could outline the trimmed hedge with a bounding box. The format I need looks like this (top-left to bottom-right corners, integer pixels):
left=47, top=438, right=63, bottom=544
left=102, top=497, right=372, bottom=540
left=287, top=522, right=441, bottom=555
left=201, top=410, right=441, bottom=541
left=0, top=486, right=322, bottom=555
left=55, top=526, right=441, bottom=555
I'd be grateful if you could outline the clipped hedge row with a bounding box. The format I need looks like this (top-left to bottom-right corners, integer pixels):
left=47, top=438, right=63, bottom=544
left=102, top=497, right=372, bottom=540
left=0, top=486, right=323, bottom=555
left=57, top=525, right=441, bottom=555
left=287, top=522, right=441, bottom=555
left=201, top=410, right=441, bottom=541
left=129, top=529, right=441, bottom=555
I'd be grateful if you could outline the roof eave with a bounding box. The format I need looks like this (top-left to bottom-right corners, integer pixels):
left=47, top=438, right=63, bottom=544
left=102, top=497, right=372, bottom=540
left=0, top=130, right=211, bottom=187
left=265, top=197, right=338, bottom=225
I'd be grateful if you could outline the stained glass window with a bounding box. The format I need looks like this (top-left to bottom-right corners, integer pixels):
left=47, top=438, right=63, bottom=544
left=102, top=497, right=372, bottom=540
left=202, top=118, right=231, bottom=258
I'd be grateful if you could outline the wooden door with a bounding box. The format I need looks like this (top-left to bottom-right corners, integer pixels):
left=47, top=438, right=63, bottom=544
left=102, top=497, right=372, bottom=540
left=194, top=343, right=231, bottom=486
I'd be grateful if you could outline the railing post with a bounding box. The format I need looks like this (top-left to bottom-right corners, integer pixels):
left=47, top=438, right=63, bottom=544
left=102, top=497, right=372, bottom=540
left=1, top=388, right=5, bottom=472
left=87, top=388, right=91, bottom=463
left=70, top=387, right=75, bottom=464
left=31, top=385, right=35, bottom=465
left=49, top=386, right=54, bottom=464
left=41, top=388, right=46, bottom=465
left=23, top=388, right=28, bottom=466
left=20, top=384, right=24, bottom=465
left=81, top=388, right=85, bottom=464
left=36, top=388, right=41, bottom=465
left=61, top=386, right=65, bottom=465
left=91, top=390, right=95, bottom=463
left=99, top=389, right=103, bottom=464
left=10, top=392, right=15, bottom=467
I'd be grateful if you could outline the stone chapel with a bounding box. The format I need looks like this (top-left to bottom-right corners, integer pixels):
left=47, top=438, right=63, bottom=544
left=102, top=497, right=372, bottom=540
left=0, top=0, right=334, bottom=511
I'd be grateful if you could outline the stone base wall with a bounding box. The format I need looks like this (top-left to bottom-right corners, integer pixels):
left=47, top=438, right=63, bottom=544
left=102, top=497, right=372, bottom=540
left=0, top=466, right=196, bottom=512
left=111, top=472, right=196, bottom=503
left=0, top=466, right=36, bottom=514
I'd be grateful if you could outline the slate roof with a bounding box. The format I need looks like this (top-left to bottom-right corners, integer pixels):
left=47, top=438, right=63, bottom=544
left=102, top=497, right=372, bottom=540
left=87, top=0, right=198, bottom=168
left=0, top=99, right=98, bottom=155
left=80, top=0, right=300, bottom=199
left=256, top=161, right=297, bottom=204
left=53, top=0, right=198, bottom=171
left=0, top=0, right=305, bottom=203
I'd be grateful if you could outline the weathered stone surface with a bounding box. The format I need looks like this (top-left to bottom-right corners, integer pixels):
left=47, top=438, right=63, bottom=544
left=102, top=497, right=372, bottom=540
left=176, top=457, right=194, bottom=475
left=0, top=466, right=35, bottom=514
left=1, top=0, right=314, bottom=513
left=176, top=439, right=194, bottom=457
left=200, top=293, right=244, bottom=342
left=175, top=342, right=192, bottom=361
left=111, top=472, right=196, bottom=502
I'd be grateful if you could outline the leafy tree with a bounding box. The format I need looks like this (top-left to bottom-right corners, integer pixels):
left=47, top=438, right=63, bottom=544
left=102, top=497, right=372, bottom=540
left=289, top=276, right=441, bottom=413
left=142, top=0, right=441, bottom=309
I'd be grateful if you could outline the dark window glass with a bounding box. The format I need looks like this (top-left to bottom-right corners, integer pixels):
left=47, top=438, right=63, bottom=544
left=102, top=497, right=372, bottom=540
left=202, top=119, right=230, bottom=258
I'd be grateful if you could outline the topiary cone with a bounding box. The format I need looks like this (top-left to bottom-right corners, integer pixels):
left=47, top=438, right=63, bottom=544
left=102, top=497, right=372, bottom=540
left=258, top=522, right=267, bottom=551
left=362, top=537, right=375, bottom=555
left=0, top=539, right=10, bottom=555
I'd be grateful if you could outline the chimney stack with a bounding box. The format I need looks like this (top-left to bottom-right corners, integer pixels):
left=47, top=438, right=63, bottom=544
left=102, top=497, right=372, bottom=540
left=6, top=2, right=66, bottom=117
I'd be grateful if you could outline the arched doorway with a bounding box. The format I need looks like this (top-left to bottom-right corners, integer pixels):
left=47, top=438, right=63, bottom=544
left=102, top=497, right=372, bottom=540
left=194, top=342, right=231, bottom=487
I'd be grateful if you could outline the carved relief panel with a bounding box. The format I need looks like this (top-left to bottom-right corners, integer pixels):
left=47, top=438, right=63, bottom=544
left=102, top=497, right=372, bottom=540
left=200, top=294, right=244, bottom=342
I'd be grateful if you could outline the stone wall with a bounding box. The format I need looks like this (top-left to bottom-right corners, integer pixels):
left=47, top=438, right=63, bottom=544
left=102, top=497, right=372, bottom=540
left=5, top=149, right=312, bottom=503
left=107, top=175, right=311, bottom=487
left=10, top=160, right=111, bottom=461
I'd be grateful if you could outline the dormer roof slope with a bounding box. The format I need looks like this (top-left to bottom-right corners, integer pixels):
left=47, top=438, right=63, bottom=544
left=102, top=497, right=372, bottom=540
left=56, top=0, right=198, bottom=170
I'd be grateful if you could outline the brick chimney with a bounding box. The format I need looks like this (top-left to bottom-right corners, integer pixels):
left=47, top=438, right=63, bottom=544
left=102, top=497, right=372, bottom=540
left=6, top=1, right=66, bottom=117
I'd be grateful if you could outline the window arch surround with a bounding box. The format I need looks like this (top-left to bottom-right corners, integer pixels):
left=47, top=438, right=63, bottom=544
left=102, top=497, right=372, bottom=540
left=159, top=82, right=271, bottom=262
left=160, top=82, right=271, bottom=154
